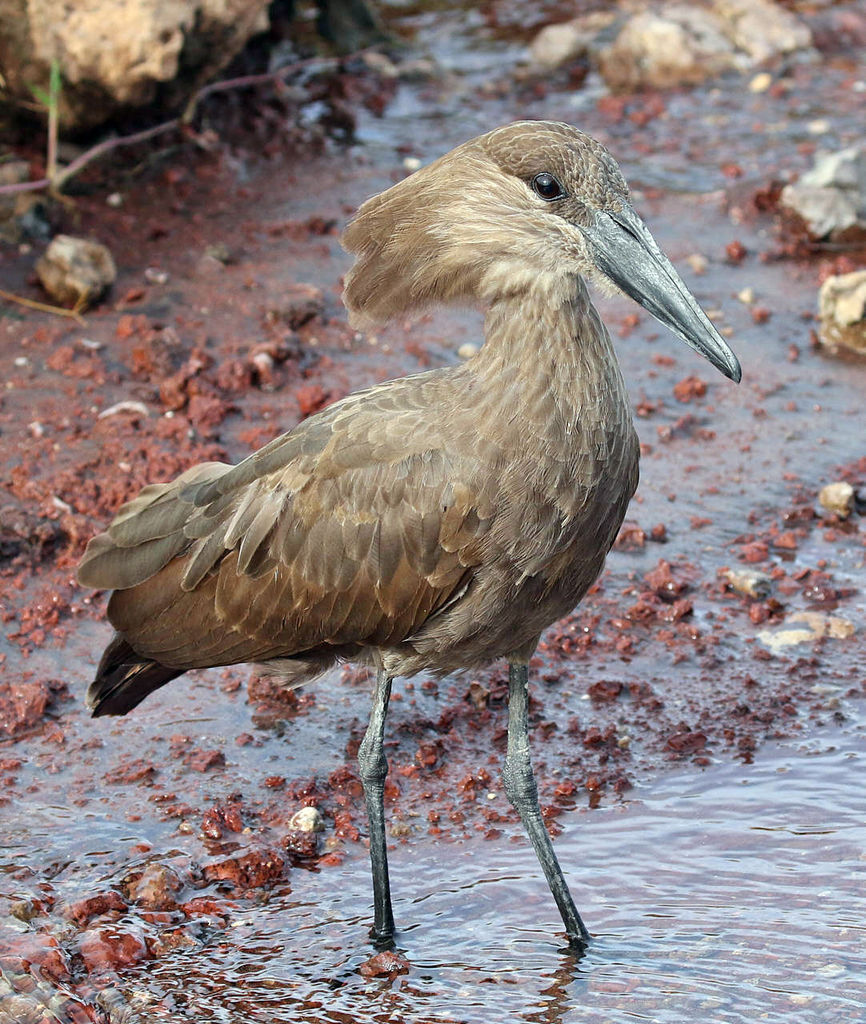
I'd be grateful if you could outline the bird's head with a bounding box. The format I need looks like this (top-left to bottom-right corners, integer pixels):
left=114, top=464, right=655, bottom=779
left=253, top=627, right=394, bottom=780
left=342, top=120, right=740, bottom=383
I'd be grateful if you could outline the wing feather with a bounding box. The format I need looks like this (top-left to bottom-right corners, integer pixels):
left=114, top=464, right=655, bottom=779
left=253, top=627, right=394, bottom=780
left=80, top=370, right=495, bottom=671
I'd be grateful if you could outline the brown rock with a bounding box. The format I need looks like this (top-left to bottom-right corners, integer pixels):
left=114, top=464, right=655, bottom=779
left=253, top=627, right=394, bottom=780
left=126, top=863, right=183, bottom=910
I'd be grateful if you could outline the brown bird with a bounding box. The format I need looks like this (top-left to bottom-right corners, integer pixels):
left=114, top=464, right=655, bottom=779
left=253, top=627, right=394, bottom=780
left=78, top=120, right=740, bottom=947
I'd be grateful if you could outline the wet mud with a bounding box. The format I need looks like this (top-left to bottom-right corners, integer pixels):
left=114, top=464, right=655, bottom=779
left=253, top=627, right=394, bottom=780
left=1, top=2, right=865, bottom=1021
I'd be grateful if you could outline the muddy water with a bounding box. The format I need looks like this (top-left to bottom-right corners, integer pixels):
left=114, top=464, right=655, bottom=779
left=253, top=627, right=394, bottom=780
left=58, top=715, right=860, bottom=1023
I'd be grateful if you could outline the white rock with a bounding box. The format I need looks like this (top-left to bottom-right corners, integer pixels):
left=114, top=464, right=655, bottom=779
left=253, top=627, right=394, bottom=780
left=600, top=6, right=737, bottom=91
left=457, top=343, right=479, bottom=360
left=799, top=146, right=866, bottom=200
left=782, top=146, right=866, bottom=239
left=758, top=612, right=854, bottom=653
left=820, top=270, right=866, bottom=326
left=721, top=567, right=772, bottom=599
left=818, top=482, right=855, bottom=519
left=529, top=12, right=616, bottom=70
left=35, top=234, right=116, bottom=308
left=712, top=0, right=812, bottom=63
left=818, top=270, right=866, bottom=353
left=289, top=807, right=324, bottom=833
left=530, top=22, right=589, bottom=70
left=749, top=71, right=772, bottom=92
left=781, top=184, right=860, bottom=239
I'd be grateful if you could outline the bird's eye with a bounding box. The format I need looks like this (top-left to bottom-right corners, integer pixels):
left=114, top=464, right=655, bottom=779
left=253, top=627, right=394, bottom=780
left=531, top=172, right=566, bottom=202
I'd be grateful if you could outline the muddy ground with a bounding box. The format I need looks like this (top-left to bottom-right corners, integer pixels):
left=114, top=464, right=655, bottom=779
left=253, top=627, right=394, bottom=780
left=1, top=2, right=865, bottom=1022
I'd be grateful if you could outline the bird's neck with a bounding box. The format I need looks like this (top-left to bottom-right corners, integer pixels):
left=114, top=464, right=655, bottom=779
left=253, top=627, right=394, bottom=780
left=474, top=275, right=629, bottom=430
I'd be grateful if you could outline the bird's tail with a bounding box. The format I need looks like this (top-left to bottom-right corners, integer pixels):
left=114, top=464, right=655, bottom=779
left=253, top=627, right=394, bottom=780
left=87, top=632, right=182, bottom=717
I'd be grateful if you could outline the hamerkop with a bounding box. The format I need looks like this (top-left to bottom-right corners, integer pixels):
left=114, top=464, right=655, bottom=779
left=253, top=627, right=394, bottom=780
left=79, top=120, right=741, bottom=947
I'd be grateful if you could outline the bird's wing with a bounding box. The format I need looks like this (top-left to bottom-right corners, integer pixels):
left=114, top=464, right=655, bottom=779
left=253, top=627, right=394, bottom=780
left=78, top=372, right=495, bottom=668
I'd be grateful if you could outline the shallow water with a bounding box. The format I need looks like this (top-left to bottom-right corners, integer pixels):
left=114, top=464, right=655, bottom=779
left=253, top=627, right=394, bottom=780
left=87, top=714, right=864, bottom=1023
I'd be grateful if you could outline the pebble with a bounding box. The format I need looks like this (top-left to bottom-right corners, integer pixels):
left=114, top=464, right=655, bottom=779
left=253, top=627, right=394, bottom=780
left=402, top=157, right=422, bottom=172
left=818, top=481, right=855, bottom=518
left=749, top=72, right=772, bottom=92
left=98, top=400, right=151, bottom=419
left=685, top=253, right=708, bottom=275
left=457, top=342, right=478, bottom=360
left=126, top=862, right=183, bottom=910
left=737, top=287, right=755, bottom=305
left=721, top=567, right=772, bottom=599
left=758, top=611, right=855, bottom=653
left=35, top=234, right=116, bottom=309
left=289, top=806, right=325, bottom=833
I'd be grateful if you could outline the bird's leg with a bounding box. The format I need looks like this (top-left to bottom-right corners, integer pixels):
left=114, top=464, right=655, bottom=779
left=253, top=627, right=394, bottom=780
left=358, top=668, right=395, bottom=944
left=502, top=661, right=590, bottom=947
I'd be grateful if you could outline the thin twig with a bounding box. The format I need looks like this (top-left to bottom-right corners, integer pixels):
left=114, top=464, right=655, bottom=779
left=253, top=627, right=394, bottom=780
left=0, top=286, right=86, bottom=323
left=181, top=53, right=345, bottom=122
left=0, top=51, right=359, bottom=198
left=0, top=176, right=51, bottom=195
left=51, top=118, right=181, bottom=192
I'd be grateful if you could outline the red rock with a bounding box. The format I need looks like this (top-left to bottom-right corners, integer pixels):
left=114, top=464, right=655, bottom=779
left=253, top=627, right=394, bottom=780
left=415, top=738, right=444, bottom=769
left=739, top=541, right=769, bottom=563
left=278, top=282, right=325, bottom=328
left=0, top=679, right=57, bottom=736
left=64, top=890, right=127, bottom=925
left=215, top=358, right=253, bottom=392
left=725, top=240, right=747, bottom=264
left=644, top=559, right=689, bottom=599
left=104, top=758, right=156, bottom=784
left=0, top=931, right=71, bottom=982
left=282, top=829, right=320, bottom=859
left=181, top=896, right=230, bottom=919
left=78, top=923, right=149, bottom=973
left=672, top=376, right=707, bottom=402
left=333, top=810, right=360, bottom=841
left=187, top=393, right=232, bottom=430
left=147, top=924, right=200, bottom=957
left=666, top=730, right=707, bottom=754
left=202, top=802, right=244, bottom=838
left=587, top=679, right=623, bottom=702
left=159, top=370, right=189, bottom=410
left=614, top=521, right=645, bottom=550
left=359, top=950, right=410, bottom=978
left=658, top=597, right=693, bottom=622
left=202, top=847, right=286, bottom=889
left=749, top=603, right=771, bottom=624
left=185, top=748, right=225, bottom=772
left=296, top=383, right=328, bottom=417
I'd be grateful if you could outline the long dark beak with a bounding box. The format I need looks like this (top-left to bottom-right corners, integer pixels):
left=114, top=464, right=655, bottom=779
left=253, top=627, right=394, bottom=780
left=581, top=205, right=742, bottom=383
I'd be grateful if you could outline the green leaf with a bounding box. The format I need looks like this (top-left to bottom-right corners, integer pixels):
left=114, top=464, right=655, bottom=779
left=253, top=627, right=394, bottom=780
left=27, top=82, right=51, bottom=107
left=49, top=60, right=61, bottom=101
